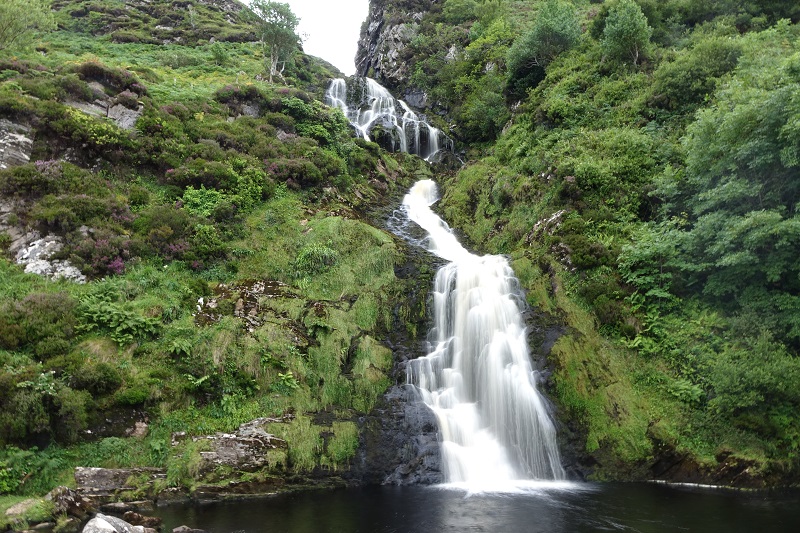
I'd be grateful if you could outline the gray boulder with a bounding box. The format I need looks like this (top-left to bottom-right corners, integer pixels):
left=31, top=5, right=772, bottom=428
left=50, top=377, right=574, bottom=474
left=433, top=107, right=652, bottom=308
left=82, top=513, right=146, bottom=533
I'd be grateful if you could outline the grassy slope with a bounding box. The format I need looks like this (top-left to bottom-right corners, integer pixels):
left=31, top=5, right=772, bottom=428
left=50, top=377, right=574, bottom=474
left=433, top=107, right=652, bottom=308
left=0, top=0, right=435, bottom=514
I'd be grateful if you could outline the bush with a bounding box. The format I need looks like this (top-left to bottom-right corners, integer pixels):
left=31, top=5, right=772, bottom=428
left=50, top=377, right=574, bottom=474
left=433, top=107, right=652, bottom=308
left=71, top=61, right=148, bottom=96
left=65, top=230, right=135, bottom=278
left=30, top=194, right=116, bottom=232
left=0, top=161, right=103, bottom=199
left=649, top=36, right=742, bottom=111
left=0, top=292, right=78, bottom=360
left=601, top=0, right=653, bottom=65
left=506, top=0, right=581, bottom=95
left=266, top=158, right=322, bottom=187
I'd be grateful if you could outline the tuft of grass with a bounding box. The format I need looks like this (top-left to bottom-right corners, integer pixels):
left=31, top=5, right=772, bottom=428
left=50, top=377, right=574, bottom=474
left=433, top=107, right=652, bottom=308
left=267, top=415, right=322, bottom=473
left=321, top=421, right=359, bottom=471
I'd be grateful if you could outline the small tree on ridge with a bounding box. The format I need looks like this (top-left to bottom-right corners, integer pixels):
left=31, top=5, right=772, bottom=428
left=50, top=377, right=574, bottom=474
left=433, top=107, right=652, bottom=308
left=248, top=0, right=300, bottom=83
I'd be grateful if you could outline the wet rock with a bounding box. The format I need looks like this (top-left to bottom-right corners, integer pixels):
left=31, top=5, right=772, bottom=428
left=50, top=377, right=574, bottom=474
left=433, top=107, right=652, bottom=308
left=82, top=513, right=148, bottom=533
left=100, top=501, right=154, bottom=514
left=403, top=88, right=428, bottom=109
left=0, top=119, right=34, bottom=169
left=356, top=1, right=430, bottom=87
left=172, top=526, right=209, bottom=533
left=47, top=486, right=96, bottom=520
left=351, top=383, right=442, bottom=485
left=122, top=511, right=162, bottom=529
left=125, top=421, right=149, bottom=438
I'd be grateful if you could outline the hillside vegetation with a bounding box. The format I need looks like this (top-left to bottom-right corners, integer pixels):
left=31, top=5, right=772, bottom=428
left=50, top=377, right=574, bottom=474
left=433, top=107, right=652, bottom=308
left=0, top=0, right=435, bottom=514
left=387, top=0, right=800, bottom=483
left=1, top=2, right=799, bottom=521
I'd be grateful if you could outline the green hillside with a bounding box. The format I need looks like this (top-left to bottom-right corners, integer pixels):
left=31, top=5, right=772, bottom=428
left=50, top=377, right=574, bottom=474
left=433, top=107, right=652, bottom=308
left=389, top=0, right=800, bottom=484
left=1, top=1, right=799, bottom=526
left=0, top=2, right=435, bottom=522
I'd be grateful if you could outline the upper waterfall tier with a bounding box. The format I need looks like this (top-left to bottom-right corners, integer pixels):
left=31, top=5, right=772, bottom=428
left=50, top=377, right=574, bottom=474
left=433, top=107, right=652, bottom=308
left=325, top=77, right=453, bottom=163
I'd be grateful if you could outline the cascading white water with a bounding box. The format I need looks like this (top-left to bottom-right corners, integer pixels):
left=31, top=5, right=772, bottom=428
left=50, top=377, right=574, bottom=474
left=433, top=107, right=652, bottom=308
left=400, top=179, right=565, bottom=490
left=325, top=77, right=452, bottom=162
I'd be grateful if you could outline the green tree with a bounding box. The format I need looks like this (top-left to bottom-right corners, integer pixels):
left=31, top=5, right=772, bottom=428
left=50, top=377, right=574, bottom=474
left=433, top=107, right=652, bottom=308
left=506, top=0, right=581, bottom=95
left=653, top=25, right=800, bottom=342
left=0, top=0, right=55, bottom=53
left=601, top=0, right=653, bottom=65
left=248, top=1, right=300, bottom=83
left=443, top=0, right=479, bottom=24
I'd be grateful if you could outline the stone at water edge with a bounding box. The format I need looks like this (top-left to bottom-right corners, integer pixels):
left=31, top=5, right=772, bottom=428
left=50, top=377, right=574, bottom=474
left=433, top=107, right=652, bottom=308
left=122, top=511, right=162, bottom=529
left=81, top=512, right=150, bottom=533
left=47, top=486, right=96, bottom=520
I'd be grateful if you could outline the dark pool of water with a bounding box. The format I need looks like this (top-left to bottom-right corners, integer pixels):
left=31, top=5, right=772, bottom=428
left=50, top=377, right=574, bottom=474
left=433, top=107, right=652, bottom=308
left=152, top=482, right=800, bottom=533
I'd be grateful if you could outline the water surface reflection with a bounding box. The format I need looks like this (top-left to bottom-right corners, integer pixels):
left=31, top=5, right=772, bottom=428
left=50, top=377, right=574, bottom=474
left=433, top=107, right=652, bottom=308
left=153, top=483, right=800, bottom=533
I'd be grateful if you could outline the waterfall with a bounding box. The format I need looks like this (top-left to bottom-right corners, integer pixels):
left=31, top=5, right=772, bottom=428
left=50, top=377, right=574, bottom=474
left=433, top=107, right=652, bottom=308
left=325, top=77, right=453, bottom=162
left=399, top=179, right=565, bottom=489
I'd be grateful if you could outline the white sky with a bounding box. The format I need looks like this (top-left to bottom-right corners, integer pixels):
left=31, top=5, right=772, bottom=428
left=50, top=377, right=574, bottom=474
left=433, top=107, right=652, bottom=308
left=283, top=0, right=370, bottom=75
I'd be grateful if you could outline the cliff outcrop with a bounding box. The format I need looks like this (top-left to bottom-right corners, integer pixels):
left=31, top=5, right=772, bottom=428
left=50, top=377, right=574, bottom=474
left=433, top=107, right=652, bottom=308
left=356, top=0, right=436, bottom=90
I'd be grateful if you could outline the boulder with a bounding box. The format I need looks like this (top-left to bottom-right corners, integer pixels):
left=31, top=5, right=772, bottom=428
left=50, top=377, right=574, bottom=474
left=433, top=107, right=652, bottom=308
left=74, top=467, right=166, bottom=503
left=193, top=417, right=288, bottom=473
left=15, top=235, right=87, bottom=283
left=0, top=119, right=33, bottom=170
left=172, top=526, right=209, bottom=533
left=81, top=513, right=144, bottom=533
left=4, top=498, right=38, bottom=518
left=122, top=511, right=162, bottom=528
left=47, top=486, right=96, bottom=520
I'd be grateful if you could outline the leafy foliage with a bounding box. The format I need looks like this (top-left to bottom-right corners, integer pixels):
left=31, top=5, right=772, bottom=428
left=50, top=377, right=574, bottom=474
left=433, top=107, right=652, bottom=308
left=247, top=1, right=301, bottom=83
left=506, top=0, right=581, bottom=95
left=601, top=0, right=654, bottom=65
left=0, top=0, right=56, bottom=53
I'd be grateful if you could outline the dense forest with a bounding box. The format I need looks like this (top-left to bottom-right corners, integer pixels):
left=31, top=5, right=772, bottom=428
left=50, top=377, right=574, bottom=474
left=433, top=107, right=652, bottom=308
left=0, top=0, right=799, bottom=528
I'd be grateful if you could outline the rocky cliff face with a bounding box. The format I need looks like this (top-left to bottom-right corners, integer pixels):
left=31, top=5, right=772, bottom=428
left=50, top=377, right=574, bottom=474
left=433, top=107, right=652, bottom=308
left=356, top=0, right=436, bottom=90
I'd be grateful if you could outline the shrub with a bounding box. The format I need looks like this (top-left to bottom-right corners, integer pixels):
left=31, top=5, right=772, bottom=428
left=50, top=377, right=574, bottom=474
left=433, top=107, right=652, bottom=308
left=506, top=0, right=581, bottom=95
left=601, top=0, right=653, bottom=65
left=266, top=158, right=322, bottom=187
left=0, top=292, right=78, bottom=360
left=649, top=36, right=742, bottom=111
left=0, top=161, right=102, bottom=199
left=66, top=231, right=134, bottom=278
left=71, top=61, right=148, bottom=96
left=182, top=186, right=226, bottom=218
left=30, top=194, right=117, bottom=232
left=114, top=386, right=150, bottom=406
left=164, top=159, right=238, bottom=190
